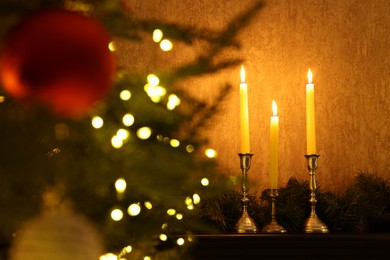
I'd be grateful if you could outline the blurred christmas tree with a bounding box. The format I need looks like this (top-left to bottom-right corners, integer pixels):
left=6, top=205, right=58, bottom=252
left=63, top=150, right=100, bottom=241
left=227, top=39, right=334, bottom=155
left=0, top=0, right=264, bottom=259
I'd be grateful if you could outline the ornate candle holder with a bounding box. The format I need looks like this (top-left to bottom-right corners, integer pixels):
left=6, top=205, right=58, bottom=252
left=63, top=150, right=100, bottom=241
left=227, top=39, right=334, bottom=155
left=235, top=153, right=258, bottom=233
left=262, top=189, right=286, bottom=233
left=304, top=154, right=329, bottom=233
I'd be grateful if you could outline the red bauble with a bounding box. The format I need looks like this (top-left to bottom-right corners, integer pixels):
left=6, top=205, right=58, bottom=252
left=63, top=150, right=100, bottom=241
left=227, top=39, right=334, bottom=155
left=0, top=9, right=116, bottom=117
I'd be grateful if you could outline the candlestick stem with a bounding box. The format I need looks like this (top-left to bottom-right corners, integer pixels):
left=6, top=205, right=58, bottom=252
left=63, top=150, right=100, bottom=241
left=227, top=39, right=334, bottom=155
left=262, top=189, right=286, bottom=233
left=304, top=154, right=329, bottom=233
left=235, top=153, right=258, bottom=233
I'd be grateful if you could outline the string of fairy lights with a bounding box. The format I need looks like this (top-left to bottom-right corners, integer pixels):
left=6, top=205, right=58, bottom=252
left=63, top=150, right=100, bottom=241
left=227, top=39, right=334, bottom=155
left=98, top=29, right=217, bottom=260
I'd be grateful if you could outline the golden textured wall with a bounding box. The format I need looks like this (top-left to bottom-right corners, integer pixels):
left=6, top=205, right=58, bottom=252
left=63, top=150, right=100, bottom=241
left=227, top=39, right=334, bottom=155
left=122, top=0, right=389, bottom=192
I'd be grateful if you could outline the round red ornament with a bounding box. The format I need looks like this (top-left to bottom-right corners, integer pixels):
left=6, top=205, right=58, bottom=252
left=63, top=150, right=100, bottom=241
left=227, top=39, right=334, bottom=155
left=0, top=9, right=116, bottom=117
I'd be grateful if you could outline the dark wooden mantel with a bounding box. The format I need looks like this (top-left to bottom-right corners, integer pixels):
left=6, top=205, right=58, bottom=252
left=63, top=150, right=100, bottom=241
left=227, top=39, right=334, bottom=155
left=187, top=233, right=390, bottom=260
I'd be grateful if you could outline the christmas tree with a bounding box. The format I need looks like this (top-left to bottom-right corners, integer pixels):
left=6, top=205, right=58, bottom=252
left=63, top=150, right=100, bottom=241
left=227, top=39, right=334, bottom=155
left=0, top=0, right=264, bottom=259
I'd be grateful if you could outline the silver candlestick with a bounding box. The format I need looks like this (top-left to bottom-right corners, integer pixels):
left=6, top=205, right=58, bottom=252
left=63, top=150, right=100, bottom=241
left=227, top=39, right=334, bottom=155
left=262, top=189, right=286, bottom=233
left=303, top=154, right=329, bottom=233
left=235, top=153, right=258, bottom=233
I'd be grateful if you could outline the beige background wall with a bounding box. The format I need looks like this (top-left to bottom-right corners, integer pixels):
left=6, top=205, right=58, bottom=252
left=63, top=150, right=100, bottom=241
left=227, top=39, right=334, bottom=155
left=120, top=0, right=389, bottom=192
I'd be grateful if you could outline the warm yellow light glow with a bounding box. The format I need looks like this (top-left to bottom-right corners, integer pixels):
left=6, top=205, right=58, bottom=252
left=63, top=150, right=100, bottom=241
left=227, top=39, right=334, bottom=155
left=187, top=236, right=193, bottom=242
left=201, top=178, right=209, bottom=186
left=115, top=178, right=127, bottom=193
left=170, top=139, right=180, bottom=147
left=176, top=213, right=183, bottom=220
left=205, top=148, right=217, bottom=158
left=120, top=90, right=131, bottom=101
left=156, top=134, right=164, bottom=141
left=92, top=116, right=104, bottom=129
left=160, top=39, right=173, bottom=51
left=144, top=257, right=151, bottom=260
left=161, top=223, right=168, bottom=230
left=122, top=113, right=135, bottom=126
left=272, top=100, right=277, bottom=116
left=100, top=253, right=117, bottom=260
left=144, top=83, right=151, bottom=92
left=111, top=136, right=123, bottom=149
left=240, top=65, right=246, bottom=83
left=177, top=238, right=185, bottom=246
left=111, top=209, right=123, bottom=221
left=144, top=201, right=153, bottom=209
left=193, top=193, right=201, bottom=204
left=124, top=245, right=132, bottom=253
left=167, top=208, right=176, bottom=216
left=108, top=41, right=116, bottom=52
left=137, top=127, right=152, bottom=139
left=0, top=96, right=4, bottom=103
left=167, top=94, right=180, bottom=110
left=153, top=29, right=163, bottom=42
left=128, top=203, right=141, bottom=216
left=159, top=234, right=168, bottom=241
left=145, top=84, right=166, bottom=103
left=150, top=95, right=161, bottom=103
left=154, top=86, right=166, bottom=97
left=147, top=74, right=160, bottom=87
left=187, top=204, right=194, bottom=210
left=117, top=129, right=130, bottom=140
left=185, top=197, right=193, bottom=206
left=152, top=86, right=166, bottom=97
left=186, top=144, right=195, bottom=153
left=308, top=69, right=313, bottom=84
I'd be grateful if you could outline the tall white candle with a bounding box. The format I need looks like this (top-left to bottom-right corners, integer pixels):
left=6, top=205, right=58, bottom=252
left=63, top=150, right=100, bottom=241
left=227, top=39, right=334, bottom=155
left=240, top=66, right=250, bottom=153
left=306, top=69, right=316, bottom=154
left=269, top=100, right=279, bottom=189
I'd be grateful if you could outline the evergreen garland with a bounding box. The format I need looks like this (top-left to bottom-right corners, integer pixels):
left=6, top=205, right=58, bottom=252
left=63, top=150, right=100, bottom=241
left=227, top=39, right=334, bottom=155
left=200, top=172, right=390, bottom=233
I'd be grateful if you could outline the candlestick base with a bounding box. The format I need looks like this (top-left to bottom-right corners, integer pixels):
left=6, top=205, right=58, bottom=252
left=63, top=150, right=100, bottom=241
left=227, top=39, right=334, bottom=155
left=236, top=207, right=258, bottom=233
left=304, top=212, right=329, bottom=233
left=261, top=189, right=286, bottom=233
left=262, top=219, right=286, bottom=233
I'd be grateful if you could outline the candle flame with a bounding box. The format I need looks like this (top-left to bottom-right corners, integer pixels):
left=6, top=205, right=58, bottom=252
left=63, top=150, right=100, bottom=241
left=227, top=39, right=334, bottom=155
left=240, top=65, right=246, bottom=83
left=272, top=100, right=277, bottom=116
left=307, top=69, right=313, bottom=84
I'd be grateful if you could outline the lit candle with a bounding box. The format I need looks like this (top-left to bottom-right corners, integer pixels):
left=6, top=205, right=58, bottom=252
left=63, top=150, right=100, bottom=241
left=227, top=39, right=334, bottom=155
left=240, top=66, right=250, bottom=153
left=269, top=100, right=279, bottom=189
left=306, top=69, right=316, bottom=154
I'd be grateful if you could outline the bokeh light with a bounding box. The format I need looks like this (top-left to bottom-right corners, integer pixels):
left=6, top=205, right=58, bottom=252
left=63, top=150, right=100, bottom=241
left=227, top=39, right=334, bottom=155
left=170, top=139, right=180, bottom=147
left=205, top=148, right=217, bottom=158
left=120, top=90, right=131, bottom=101
left=160, top=39, right=173, bottom=51
left=144, top=201, right=153, bottom=210
left=111, top=209, right=123, bottom=221
left=137, top=127, right=152, bottom=140
left=92, top=116, right=104, bottom=129
left=201, top=178, right=209, bottom=186
left=167, top=208, right=176, bottom=216
left=159, top=234, right=168, bottom=241
left=122, top=113, right=135, bottom=126
left=193, top=193, right=201, bottom=204
left=111, top=136, right=123, bottom=149
left=177, top=238, right=185, bottom=246
left=128, top=203, right=141, bottom=216
left=115, top=178, right=127, bottom=193
left=153, top=29, right=163, bottom=42
left=186, top=144, right=195, bottom=153
left=108, top=41, right=116, bottom=52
